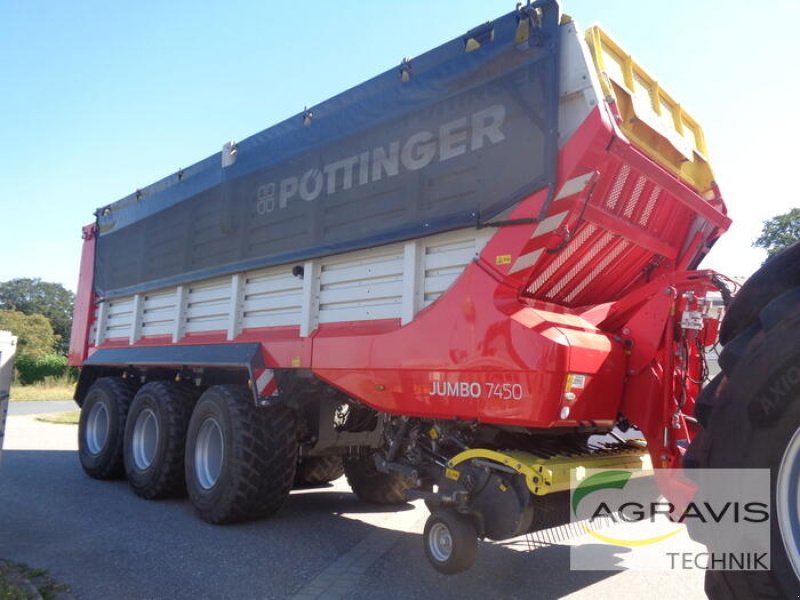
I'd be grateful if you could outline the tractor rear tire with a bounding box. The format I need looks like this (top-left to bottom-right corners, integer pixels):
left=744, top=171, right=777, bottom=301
left=123, top=381, right=196, bottom=499
left=185, top=385, right=298, bottom=524
left=717, top=241, right=800, bottom=345
left=423, top=510, right=479, bottom=574
left=344, top=453, right=412, bottom=505
left=78, top=377, right=137, bottom=480
left=686, top=281, right=800, bottom=599
left=294, top=456, right=344, bottom=487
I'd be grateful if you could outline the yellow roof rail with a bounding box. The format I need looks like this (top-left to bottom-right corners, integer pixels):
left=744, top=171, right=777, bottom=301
left=585, top=25, right=715, bottom=195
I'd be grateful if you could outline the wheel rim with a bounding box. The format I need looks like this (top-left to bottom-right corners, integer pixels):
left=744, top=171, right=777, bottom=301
left=778, top=425, right=800, bottom=580
left=428, top=521, right=454, bottom=563
left=85, top=402, right=110, bottom=455
left=195, top=417, right=224, bottom=490
left=132, top=408, right=159, bottom=471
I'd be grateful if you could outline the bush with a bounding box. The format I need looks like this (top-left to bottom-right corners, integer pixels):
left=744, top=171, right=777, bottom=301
left=14, top=354, right=71, bottom=385
left=0, top=310, right=57, bottom=358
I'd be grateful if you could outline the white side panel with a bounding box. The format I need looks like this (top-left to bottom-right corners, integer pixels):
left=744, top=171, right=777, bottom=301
left=141, top=290, right=178, bottom=338
left=318, top=247, right=404, bottom=324
left=401, top=241, right=422, bottom=326
left=94, top=227, right=495, bottom=342
left=104, top=298, right=133, bottom=340
left=242, top=267, right=304, bottom=329
left=172, top=287, right=187, bottom=342
left=185, top=278, right=231, bottom=334
left=421, top=231, right=490, bottom=307
left=226, top=274, right=244, bottom=341
left=129, top=294, right=144, bottom=344
left=89, top=305, right=99, bottom=345
left=299, top=261, right=320, bottom=337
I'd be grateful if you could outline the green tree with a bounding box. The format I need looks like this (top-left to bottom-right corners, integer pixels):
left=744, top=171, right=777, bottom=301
left=0, top=278, right=74, bottom=354
left=0, top=310, right=58, bottom=358
left=753, top=208, right=800, bottom=258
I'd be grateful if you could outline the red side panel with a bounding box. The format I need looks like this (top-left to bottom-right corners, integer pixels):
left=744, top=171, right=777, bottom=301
left=68, top=224, right=97, bottom=366
left=312, top=253, right=626, bottom=428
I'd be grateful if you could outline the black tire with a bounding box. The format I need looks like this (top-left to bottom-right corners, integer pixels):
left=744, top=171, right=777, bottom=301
left=294, top=456, right=344, bottom=487
left=78, top=377, right=136, bottom=480
left=184, top=385, right=298, bottom=524
left=344, top=453, right=413, bottom=505
left=423, top=511, right=478, bottom=575
left=686, top=283, right=800, bottom=599
left=718, top=241, right=800, bottom=345
left=123, top=381, right=197, bottom=499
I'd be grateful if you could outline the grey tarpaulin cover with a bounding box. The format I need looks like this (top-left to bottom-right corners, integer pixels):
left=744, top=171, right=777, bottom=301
left=94, top=2, right=560, bottom=298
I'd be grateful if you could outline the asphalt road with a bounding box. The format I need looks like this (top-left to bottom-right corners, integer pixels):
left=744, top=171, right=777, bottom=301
left=0, top=415, right=707, bottom=600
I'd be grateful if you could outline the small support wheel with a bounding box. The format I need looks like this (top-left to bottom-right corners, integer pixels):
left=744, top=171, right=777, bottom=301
left=423, top=511, right=478, bottom=575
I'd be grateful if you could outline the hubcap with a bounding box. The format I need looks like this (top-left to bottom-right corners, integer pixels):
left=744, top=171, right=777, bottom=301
left=85, top=402, right=110, bottom=455
left=132, top=408, right=159, bottom=470
left=428, top=521, right=454, bottom=563
left=195, top=417, right=224, bottom=490
left=778, top=426, right=800, bottom=580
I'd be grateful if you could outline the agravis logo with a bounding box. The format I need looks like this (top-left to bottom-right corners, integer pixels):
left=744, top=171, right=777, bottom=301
left=572, top=470, right=682, bottom=547
left=570, top=468, right=772, bottom=572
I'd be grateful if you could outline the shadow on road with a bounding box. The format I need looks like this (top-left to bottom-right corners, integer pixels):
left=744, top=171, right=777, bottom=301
left=289, top=487, right=416, bottom=514
left=0, top=449, right=627, bottom=600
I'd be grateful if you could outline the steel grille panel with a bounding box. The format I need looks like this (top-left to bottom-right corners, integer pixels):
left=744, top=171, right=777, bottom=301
left=623, top=176, right=646, bottom=218
left=546, top=229, right=612, bottom=299
left=527, top=151, right=714, bottom=306
left=605, top=164, right=631, bottom=210
left=639, top=186, right=661, bottom=226
left=526, top=225, right=596, bottom=295
left=564, top=240, right=631, bottom=304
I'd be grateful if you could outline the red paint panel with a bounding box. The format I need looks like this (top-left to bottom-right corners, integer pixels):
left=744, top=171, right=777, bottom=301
left=312, top=259, right=624, bottom=428
left=134, top=335, right=174, bottom=346
left=179, top=331, right=227, bottom=344
left=99, top=338, right=130, bottom=348
left=68, top=225, right=97, bottom=366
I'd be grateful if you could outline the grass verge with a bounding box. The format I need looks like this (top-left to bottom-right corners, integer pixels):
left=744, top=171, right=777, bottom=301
left=35, top=411, right=80, bottom=425
left=9, top=382, right=75, bottom=402
left=0, top=560, right=70, bottom=600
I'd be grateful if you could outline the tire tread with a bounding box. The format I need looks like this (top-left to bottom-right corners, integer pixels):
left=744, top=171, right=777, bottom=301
left=78, top=376, right=137, bottom=480
left=125, top=381, right=197, bottom=499
left=187, top=385, right=298, bottom=524
left=295, top=456, right=344, bottom=487
left=344, top=454, right=412, bottom=505
left=686, top=280, right=800, bottom=598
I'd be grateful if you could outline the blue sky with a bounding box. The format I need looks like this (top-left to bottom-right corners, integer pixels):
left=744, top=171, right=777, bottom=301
left=1, top=0, right=797, bottom=292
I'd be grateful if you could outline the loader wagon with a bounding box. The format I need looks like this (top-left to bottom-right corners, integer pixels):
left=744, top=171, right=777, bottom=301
left=68, top=0, right=800, bottom=594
